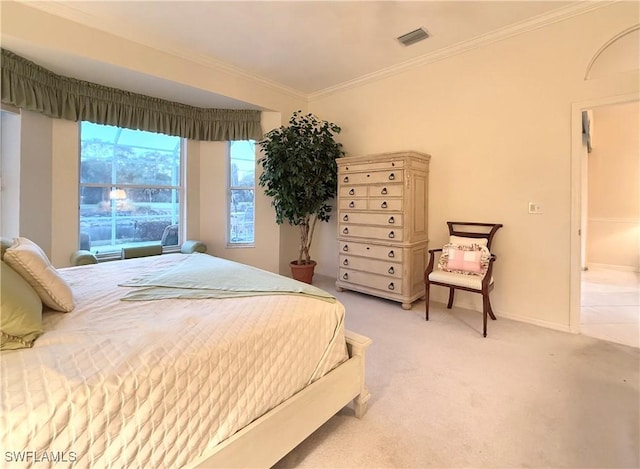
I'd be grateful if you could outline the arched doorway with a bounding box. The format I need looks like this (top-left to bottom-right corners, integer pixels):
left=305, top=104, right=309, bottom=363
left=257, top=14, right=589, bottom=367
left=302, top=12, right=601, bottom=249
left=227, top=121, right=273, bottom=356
left=570, top=26, right=640, bottom=346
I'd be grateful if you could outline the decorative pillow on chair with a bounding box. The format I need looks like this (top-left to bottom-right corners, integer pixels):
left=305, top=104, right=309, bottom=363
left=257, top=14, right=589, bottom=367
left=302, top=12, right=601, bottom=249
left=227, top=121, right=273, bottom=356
left=438, top=243, right=490, bottom=276
left=449, top=235, right=488, bottom=248
left=4, top=237, right=75, bottom=312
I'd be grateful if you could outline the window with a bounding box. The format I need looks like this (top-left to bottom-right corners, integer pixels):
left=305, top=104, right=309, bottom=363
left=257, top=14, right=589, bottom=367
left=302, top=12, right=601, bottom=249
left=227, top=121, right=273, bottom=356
left=228, top=140, right=255, bottom=245
left=79, top=122, right=182, bottom=255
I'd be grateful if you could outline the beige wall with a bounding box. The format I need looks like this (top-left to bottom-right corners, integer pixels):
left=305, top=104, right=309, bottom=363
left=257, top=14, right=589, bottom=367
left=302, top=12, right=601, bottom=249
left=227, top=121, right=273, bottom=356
left=0, top=1, right=306, bottom=118
left=3, top=1, right=639, bottom=330
left=0, top=108, right=21, bottom=239
left=308, top=1, right=640, bottom=330
left=198, top=112, right=281, bottom=273
left=586, top=102, right=640, bottom=271
left=1, top=2, right=307, bottom=273
left=17, top=110, right=53, bottom=256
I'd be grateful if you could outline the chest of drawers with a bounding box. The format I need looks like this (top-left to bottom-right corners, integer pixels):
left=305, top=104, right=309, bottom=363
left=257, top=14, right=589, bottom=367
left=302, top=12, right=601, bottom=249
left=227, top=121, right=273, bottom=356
left=335, top=151, right=430, bottom=309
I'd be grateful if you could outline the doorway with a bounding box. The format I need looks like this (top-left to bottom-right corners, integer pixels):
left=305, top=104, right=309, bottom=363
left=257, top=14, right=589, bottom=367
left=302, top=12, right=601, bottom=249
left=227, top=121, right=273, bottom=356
left=570, top=97, right=640, bottom=348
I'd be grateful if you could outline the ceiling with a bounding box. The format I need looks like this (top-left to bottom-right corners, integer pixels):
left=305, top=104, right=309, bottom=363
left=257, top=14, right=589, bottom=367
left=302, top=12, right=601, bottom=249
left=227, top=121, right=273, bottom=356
left=5, top=1, right=600, bottom=108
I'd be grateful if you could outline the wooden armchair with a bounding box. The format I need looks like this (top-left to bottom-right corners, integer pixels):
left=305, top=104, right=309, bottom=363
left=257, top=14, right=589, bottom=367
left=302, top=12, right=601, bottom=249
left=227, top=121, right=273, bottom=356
left=424, top=222, right=503, bottom=337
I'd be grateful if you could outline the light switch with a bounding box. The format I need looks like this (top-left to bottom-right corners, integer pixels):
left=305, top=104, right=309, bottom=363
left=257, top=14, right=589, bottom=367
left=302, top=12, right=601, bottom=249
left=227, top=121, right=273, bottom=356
left=528, top=202, right=543, bottom=214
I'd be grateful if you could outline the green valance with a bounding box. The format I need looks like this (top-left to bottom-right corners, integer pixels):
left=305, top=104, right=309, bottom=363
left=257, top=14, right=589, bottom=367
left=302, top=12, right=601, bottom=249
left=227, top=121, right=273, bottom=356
left=1, top=49, right=263, bottom=141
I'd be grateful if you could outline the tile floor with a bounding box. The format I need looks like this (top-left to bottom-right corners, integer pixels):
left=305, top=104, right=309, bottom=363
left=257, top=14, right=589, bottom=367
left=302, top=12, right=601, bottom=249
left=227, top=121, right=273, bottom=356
left=580, top=266, right=640, bottom=348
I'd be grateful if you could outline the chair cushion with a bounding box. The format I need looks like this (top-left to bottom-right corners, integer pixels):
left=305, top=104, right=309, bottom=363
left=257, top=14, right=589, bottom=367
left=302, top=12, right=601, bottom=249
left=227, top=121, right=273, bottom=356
left=438, top=243, right=490, bottom=276
left=428, top=270, right=493, bottom=290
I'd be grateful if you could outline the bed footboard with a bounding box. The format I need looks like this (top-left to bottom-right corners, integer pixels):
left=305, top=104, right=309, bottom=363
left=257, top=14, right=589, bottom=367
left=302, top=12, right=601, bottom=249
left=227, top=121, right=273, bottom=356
left=345, top=329, right=372, bottom=418
left=188, top=329, right=372, bottom=468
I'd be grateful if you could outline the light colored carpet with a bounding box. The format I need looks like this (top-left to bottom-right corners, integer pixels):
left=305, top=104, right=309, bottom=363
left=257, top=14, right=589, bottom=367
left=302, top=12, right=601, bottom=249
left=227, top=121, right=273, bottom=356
left=274, top=275, right=640, bottom=468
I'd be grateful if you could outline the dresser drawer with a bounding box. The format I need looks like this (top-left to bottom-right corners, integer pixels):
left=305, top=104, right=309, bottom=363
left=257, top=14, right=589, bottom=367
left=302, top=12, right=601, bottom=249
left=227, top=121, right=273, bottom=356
left=340, top=255, right=402, bottom=278
left=368, top=198, right=403, bottom=211
left=368, top=184, right=403, bottom=197
left=340, top=160, right=404, bottom=173
left=339, top=241, right=403, bottom=262
left=340, top=212, right=403, bottom=227
left=339, top=269, right=403, bottom=294
left=338, top=198, right=367, bottom=210
left=340, top=170, right=403, bottom=185
left=340, top=224, right=403, bottom=241
left=338, top=186, right=367, bottom=198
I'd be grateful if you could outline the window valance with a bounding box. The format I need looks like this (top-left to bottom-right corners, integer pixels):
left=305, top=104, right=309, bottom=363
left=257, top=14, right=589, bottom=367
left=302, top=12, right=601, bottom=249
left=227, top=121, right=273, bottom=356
left=1, top=48, right=263, bottom=141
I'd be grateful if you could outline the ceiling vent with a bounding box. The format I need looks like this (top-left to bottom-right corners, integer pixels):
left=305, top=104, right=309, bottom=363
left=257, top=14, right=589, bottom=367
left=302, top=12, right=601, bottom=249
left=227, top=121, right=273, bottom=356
left=397, top=28, right=430, bottom=46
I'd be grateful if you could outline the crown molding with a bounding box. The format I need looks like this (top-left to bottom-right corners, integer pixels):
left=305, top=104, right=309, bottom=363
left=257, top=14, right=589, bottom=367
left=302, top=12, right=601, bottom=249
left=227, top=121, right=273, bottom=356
left=15, top=0, right=308, bottom=102
left=16, top=0, right=615, bottom=105
left=309, top=1, right=615, bottom=101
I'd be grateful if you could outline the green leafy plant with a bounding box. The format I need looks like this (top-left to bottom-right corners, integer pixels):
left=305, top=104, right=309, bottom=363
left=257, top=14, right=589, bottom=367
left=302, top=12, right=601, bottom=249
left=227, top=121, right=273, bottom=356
left=258, top=111, right=344, bottom=265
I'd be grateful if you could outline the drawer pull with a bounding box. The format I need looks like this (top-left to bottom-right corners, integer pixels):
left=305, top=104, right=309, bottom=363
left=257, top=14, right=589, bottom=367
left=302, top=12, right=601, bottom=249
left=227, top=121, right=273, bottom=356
left=343, top=245, right=349, bottom=252
left=388, top=231, right=395, bottom=239
left=343, top=227, right=349, bottom=234
left=381, top=201, right=387, bottom=209
left=388, top=216, right=395, bottom=224
left=343, top=214, right=349, bottom=221
left=349, top=201, right=355, bottom=208
left=343, top=176, right=349, bottom=183
left=388, top=282, right=395, bottom=291
left=349, top=188, right=355, bottom=195
left=343, top=259, right=349, bottom=266
left=388, top=250, right=395, bottom=258
left=388, top=266, right=395, bottom=275
left=381, top=187, right=388, bottom=195
left=388, top=173, right=395, bottom=181
left=343, top=273, right=349, bottom=280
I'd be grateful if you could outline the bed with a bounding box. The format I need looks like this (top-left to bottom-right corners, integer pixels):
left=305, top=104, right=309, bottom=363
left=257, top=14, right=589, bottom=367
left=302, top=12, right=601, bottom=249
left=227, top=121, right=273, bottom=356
left=1, top=246, right=371, bottom=468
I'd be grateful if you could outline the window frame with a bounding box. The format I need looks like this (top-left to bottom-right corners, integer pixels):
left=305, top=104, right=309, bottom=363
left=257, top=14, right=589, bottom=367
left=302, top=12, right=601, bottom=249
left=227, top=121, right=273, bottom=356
left=227, top=140, right=256, bottom=248
left=78, top=122, right=185, bottom=258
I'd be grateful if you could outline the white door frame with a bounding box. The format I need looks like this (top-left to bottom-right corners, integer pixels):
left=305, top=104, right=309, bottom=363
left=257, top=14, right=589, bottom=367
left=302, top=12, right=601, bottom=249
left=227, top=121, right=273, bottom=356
left=569, top=92, right=640, bottom=333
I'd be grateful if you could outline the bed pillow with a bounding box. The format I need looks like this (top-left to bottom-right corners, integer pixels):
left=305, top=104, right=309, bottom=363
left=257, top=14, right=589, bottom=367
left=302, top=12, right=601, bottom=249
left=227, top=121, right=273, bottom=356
left=0, top=237, right=12, bottom=260
left=3, top=237, right=75, bottom=312
left=1, top=261, right=43, bottom=350
left=438, top=243, right=490, bottom=276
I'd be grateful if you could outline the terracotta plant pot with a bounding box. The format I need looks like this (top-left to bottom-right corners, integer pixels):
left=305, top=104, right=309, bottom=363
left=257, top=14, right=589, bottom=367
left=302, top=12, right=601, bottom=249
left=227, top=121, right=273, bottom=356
left=290, top=260, right=317, bottom=284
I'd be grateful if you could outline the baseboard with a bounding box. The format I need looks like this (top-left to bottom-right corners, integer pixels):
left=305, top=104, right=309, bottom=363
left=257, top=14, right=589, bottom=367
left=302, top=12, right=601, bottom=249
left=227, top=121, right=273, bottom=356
left=587, top=263, right=640, bottom=273
left=495, top=310, right=573, bottom=334
left=429, top=295, right=574, bottom=334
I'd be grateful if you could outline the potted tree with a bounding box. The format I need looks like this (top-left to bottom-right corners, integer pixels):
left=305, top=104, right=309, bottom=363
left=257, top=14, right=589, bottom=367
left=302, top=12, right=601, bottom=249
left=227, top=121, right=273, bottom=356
left=258, top=111, right=344, bottom=283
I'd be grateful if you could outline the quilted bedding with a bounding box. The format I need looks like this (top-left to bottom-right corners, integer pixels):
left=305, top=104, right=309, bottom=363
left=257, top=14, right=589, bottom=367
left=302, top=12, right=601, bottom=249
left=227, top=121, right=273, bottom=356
left=1, top=254, right=348, bottom=468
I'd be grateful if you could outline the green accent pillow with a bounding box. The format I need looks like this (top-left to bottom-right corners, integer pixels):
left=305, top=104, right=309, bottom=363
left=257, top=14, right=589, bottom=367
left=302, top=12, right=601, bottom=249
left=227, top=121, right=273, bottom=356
left=121, top=244, right=163, bottom=259
left=70, top=250, right=98, bottom=266
left=181, top=240, right=207, bottom=254
left=1, top=261, right=43, bottom=350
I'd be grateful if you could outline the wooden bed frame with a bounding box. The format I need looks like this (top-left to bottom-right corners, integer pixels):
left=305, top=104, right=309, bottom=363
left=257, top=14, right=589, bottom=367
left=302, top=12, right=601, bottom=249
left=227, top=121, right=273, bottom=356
left=186, top=330, right=372, bottom=468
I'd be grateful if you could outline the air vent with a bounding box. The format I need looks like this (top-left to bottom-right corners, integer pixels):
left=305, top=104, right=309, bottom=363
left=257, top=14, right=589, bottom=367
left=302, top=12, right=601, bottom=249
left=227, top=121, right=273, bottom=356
left=397, top=28, right=430, bottom=46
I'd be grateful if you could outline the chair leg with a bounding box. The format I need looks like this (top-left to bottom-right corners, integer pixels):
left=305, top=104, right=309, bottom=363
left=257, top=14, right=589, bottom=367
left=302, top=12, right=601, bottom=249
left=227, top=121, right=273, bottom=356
left=425, top=283, right=430, bottom=321
left=483, top=308, right=488, bottom=337
left=482, top=293, right=496, bottom=337
left=447, top=288, right=455, bottom=309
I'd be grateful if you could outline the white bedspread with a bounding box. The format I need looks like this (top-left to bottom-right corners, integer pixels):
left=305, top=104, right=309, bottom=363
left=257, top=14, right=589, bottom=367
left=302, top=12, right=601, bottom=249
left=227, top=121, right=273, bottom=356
left=1, top=254, right=348, bottom=468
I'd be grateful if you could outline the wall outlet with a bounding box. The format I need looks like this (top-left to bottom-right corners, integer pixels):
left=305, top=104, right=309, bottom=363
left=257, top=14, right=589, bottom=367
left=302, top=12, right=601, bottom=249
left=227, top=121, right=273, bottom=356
left=528, top=202, right=543, bottom=214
